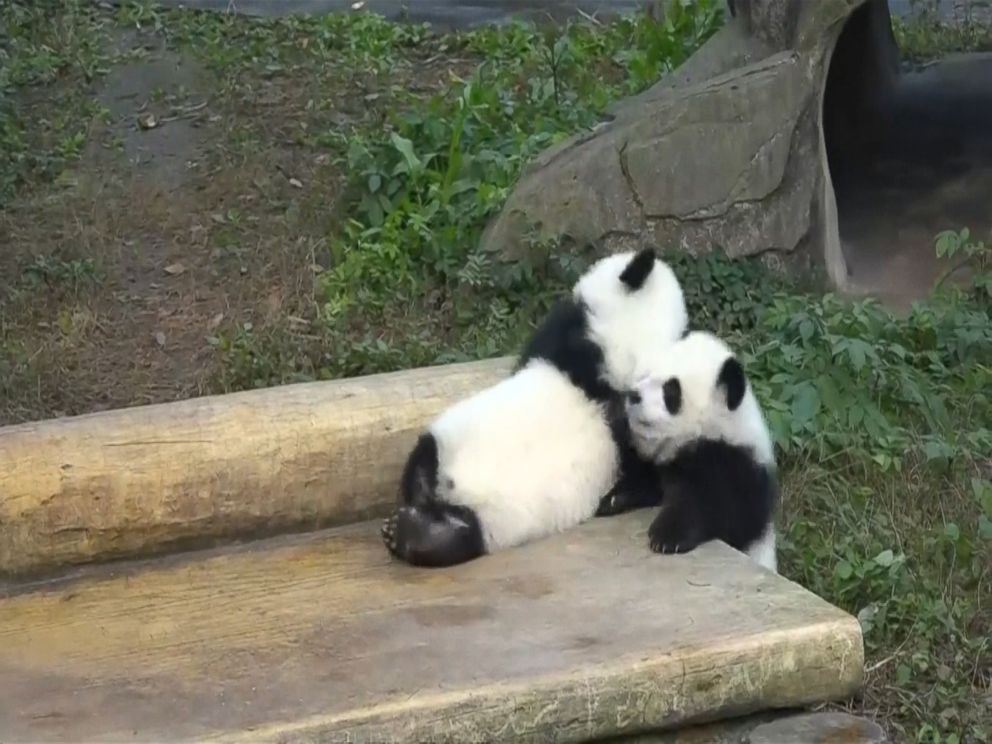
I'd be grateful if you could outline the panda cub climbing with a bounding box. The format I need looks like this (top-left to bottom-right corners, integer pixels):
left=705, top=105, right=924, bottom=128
left=616, top=330, right=779, bottom=572
left=380, top=248, right=688, bottom=568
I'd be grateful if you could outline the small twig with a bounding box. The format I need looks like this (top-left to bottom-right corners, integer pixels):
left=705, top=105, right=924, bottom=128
left=177, top=101, right=209, bottom=114
left=865, top=652, right=900, bottom=674
left=576, top=8, right=602, bottom=26
left=865, top=634, right=912, bottom=674
left=158, top=102, right=210, bottom=125
left=932, top=254, right=974, bottom=292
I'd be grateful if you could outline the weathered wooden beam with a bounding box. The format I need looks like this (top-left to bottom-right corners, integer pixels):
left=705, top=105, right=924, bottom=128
left=0, top=512, right=865, bottom=743
left=0, top=357, right=513, bottom=578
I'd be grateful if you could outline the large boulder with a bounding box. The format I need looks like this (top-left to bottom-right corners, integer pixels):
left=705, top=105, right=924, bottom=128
left=480, top=0, right=902, bottom=288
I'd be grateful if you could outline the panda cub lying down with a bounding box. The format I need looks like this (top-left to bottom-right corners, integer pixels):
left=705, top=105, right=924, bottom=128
left=380, top=247, right=688, bottom=567
left=601, top=330, right=779, bottom=572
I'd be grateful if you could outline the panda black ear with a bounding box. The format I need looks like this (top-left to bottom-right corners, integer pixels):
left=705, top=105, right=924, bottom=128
left=619, top=247, right=656, bottom=290
left=717, top=357, right=746, bottom=411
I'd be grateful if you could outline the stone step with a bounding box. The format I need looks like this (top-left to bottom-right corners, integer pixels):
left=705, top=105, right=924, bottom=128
left=0, top=511, right=863, bottom=743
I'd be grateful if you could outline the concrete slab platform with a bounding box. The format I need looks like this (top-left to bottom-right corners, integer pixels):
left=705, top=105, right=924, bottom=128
left=0, top=511, right=863, bottom=743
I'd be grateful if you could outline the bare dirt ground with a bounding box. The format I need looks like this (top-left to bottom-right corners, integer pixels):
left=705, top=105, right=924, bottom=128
left=0, top=22, right=476, bottom=424
left=2, top=3, right=990, bottom=424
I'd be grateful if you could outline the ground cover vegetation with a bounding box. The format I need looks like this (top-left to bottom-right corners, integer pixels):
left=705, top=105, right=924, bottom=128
left=1, top=1, right=989, bottom=740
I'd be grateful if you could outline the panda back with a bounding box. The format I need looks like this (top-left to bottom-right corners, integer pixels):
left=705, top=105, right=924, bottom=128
left=429, top=360, right=619, bottom=551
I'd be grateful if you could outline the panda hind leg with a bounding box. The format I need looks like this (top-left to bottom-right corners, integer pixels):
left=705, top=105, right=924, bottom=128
left=381, top=502, right=485, bottom=568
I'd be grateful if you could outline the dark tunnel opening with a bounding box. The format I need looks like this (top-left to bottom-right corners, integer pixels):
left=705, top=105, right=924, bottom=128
left=821, top=0, right=992, bottom=309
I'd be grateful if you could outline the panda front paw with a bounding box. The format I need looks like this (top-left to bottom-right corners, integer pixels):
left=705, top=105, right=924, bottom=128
left=595, top=488, right=629, bottom=517
left=380, top=510, right=402, bottom=557
left=648, top=509, right=702, bottom=555
left=649, top=534, right=695, bottom=554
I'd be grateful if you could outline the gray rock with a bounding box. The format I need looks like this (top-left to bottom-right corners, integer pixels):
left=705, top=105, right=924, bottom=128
left=598, top=709, right=888, bottom=743
left=480, top=0, right=903, bottom=289
left=748, top=711, right=888, bottom=743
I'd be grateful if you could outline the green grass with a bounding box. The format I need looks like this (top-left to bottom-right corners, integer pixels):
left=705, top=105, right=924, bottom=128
left=672, top=244, right=992, bottom=744
left=893, top=0, right=992, bottom=65
left=199, top=0, right=726, bottom=386
left=1, top=2, right=990, bottom=742
left=201, top=8, right=992, bottom=739
left=0, top=1, right=116, bottom=204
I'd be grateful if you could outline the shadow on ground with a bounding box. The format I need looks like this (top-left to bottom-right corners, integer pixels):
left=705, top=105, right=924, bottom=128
left=833, top=52, right=992, bottom=311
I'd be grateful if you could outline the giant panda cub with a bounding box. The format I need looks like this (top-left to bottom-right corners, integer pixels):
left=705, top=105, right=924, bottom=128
left=613, top=330, right=779, bottom=572
left=380, top=248, right=688, bottom=568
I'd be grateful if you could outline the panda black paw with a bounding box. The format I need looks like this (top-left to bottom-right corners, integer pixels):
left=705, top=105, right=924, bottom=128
left=380, top=503, right=486, bottom=567
left=649, top=534, right=697, bottom=554
left=380, top=511, right=402, bottom=557
left=595, top=488, right=629, bottom=517
left=648, top=510, right=702, bottom=555
left=381, top=505, right=427, bottom=562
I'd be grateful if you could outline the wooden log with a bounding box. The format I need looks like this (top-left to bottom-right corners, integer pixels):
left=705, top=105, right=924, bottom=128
left=0, top=357, right=513, bottom=578
left=0, top=511, right=865, bottom=743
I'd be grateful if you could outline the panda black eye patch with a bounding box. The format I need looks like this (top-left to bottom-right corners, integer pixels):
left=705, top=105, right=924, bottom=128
left=662, top=378, right=682, bottom=414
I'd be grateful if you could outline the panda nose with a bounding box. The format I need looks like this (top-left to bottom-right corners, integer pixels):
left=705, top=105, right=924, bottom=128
left=625, top=390, right=642, bottom=406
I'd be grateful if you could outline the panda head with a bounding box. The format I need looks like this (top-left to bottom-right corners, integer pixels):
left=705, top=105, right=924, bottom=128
left=623, top=330, right=774, bottom=466
left=573, top=247, right=688, bottom=391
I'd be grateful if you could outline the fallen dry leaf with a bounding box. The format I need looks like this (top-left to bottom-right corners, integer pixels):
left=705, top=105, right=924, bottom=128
left=207, top=313, right=224, bottom=331
left=288, top=177, right=303, bottom=189
left=153, top=331, right=166, bottom=347
left=163, top=262, right=187, bottom=276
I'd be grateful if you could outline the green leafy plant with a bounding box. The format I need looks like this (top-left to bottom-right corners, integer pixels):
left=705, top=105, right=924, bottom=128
left=22, top=254, right=101, bottom=291
left=4, top=2, right=989, bottom=738
left=309, top=4, right=724, bottom=378
left=893, top=3, right=992, bottom=68
left=0, top=0, right=119, bottom=205
left=934, top=227, right=992, bottom=300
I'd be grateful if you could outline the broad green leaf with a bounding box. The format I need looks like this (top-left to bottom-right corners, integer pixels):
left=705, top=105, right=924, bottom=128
left=848, top=340, right=867, bottom=370
left=848, top=404, right=865, bottom=427
left=972, top=478, right=992, bottom=513
left=935, top=229, right=961, bottom=258
left=873, top=549, right=895, bottom=567
left=790, top=383, right=821, bottom=426
left=390, top=132, right=422, bottom=174
left=979, top=515, right=992, bottom=541
left=923, top=440, right=947, bottom=461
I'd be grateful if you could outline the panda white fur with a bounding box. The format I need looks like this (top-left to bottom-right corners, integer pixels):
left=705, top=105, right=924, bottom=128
left=615, top=330, right=779, bottom=572
left=380, top=248, right=688, bottom=567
